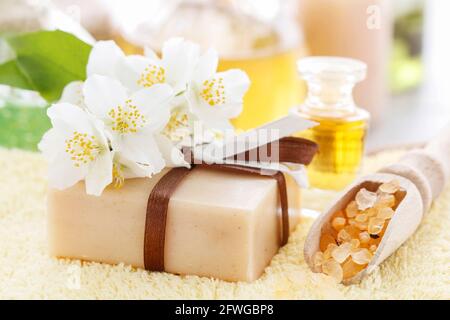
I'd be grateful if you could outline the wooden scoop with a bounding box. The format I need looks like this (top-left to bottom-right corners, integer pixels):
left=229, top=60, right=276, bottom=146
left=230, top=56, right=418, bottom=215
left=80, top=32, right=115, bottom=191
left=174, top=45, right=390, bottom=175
left=304, top=123, right=450, bottom=285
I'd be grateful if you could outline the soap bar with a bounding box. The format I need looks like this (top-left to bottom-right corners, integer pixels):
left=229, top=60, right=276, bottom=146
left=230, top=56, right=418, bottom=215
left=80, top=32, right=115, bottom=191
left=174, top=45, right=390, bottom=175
left=48, top=167, right=301, bottom=282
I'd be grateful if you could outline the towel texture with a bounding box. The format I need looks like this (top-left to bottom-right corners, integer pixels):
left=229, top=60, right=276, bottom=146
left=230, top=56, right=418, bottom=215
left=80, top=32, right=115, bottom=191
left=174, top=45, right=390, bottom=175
left=0, top=148, right=448, bottom=299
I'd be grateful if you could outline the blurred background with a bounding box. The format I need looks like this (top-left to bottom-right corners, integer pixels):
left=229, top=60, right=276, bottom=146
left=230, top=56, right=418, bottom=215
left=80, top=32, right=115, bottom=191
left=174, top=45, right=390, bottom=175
left=0, top=0, right=449, bottom=152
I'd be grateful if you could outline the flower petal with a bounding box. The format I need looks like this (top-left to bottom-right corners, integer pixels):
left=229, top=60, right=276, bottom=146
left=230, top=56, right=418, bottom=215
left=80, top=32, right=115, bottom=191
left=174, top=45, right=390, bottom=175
left=59, top=81, right=84, bottom=106
left=47, top=102, right=97, bottom=135
left=48, top=153, right=87, bottom=190
left=130, top=84, right=173, bottom=131
left=162, top=38, right=200, bottom=94
left=192, top=112, right=234, bottom=131
left=85, top=151, right=113, bottom=196
left=83, top=75, right=128, bottom=118
left=218, top=69, right=251, bottom=112
left=87, top=41, right=125, bottom=77
left=114, top=133, right=165, bottom=175
left=193, top=48, right=219, bottom=83
left=38, top=128, right=65, bottom=163
left=144, top=47, right=159, bottom=60
left=115, top=153, right=154, bottom=178
left=155, top=134, right=190, bottom=168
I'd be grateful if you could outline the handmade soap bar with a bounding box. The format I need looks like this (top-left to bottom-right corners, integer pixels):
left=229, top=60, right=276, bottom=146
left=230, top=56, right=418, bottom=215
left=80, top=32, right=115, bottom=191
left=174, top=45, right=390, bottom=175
left=48, top=167, right=301, bottom=282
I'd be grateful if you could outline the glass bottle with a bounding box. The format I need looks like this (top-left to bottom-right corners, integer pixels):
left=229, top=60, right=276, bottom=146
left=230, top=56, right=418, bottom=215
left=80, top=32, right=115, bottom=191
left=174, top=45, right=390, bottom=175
left=295, top=57, right=370, bottom=190
left=110, top=0, right=307, bottom=130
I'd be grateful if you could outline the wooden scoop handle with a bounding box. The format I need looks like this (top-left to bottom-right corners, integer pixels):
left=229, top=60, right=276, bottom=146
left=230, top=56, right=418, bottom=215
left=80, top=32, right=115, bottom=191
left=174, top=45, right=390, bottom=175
left=380, top=123, right=450, bottom=212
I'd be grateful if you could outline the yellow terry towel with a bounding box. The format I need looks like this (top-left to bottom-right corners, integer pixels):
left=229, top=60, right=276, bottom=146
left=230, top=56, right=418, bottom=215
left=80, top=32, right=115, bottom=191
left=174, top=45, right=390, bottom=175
left=0, top=148, right=448, bottom=299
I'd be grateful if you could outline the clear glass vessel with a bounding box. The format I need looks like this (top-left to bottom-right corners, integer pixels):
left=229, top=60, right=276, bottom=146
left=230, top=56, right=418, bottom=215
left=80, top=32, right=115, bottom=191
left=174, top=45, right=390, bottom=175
left=112, top=0, right=307, bottom=130
left=295, top=57, right=370, bottom=190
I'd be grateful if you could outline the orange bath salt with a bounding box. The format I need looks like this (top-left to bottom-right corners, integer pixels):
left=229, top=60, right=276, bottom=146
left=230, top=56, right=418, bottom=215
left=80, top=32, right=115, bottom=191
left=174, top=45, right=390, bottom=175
left=368, top=217, right=385, bottom=235
left=375, top=193, right=396, bottom=208
left=351, top=248, right=373, bottom=265
left=343, top=225, right=360, bottom=239
left=345, top=201, right=359, bottom=218
left=379, top=180, right=400, bottom=194
left=320, top=233, right=336, bottom=252
left=331, top=217, right=346, bottom=231
left=342, top=259, right=366, bottom=279
left=323, top=243, right=338, bottom=260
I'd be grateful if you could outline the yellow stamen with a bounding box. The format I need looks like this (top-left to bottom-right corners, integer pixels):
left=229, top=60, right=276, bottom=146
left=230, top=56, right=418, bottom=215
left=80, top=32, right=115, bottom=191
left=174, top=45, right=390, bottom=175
left=200, top=77, right=226, bottom=107
left=108, top=100, right=147, bottom=134
left=112, top=163, right=125, bottom=189
left=65, top=131, right=101, bottom=167
left=137, top=64, right=166, bottom=88
left=163, top=109, right=190, bottom=142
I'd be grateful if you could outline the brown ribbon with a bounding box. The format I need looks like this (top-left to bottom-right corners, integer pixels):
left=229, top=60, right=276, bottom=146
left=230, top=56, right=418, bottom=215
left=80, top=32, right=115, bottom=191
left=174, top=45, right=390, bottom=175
left=144, top=137, right=318, bottom=272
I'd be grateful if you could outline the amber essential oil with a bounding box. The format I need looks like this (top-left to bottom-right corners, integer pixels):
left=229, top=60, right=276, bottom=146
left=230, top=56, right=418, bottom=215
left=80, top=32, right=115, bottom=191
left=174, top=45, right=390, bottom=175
left=295, top=57, right=370, bottom=190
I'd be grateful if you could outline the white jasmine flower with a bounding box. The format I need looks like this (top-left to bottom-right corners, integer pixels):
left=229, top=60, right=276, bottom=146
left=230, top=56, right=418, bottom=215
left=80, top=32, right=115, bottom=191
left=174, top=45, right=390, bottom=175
left=38, top=102, right=113, bottom=196
left=82, top=74, right=173, bottom=175
left=87, top=38, right=199, bottom=95
left=187, top=49, right=250, bottom=130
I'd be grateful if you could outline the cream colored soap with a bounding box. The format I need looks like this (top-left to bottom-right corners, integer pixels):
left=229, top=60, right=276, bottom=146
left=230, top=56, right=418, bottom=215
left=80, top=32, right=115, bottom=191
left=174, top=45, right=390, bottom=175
left=48, top=167, right=301, bottom=282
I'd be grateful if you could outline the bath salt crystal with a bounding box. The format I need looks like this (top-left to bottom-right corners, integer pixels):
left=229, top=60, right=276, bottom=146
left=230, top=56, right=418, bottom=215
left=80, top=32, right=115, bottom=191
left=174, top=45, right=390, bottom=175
left=323, top=243, right=338, bottom=260
left=313, top=251, right=324, bottom=270
left=376, top=193, right=396, bottom=208
left=331, top=217, right=346, bottom=231
left=355, top=213, right=368, bottom=223
left=320, top=233, right=336, bottom=252
left=363, top=207, right=377, bottom=217
left=377, top=207, right=395, bottom=220
left=344, top=225, right=360, bottom=239
left=322, top=259, right=344, bottom=283
left=359, top=231, right=371, bottom=244
left=342, top=259, right=365, bottom=279
left=337, top=229, right=352, bottom=243
left=355, top=221, right=368, bottom=231
left=379, top=180, right=400, bottom=194
left=345, top=201, right=359, bottom=218
left=368, top=217, right=385, bottom=235
left=351, top=248, right=372, bottom=265
left=350, top=239, right=360, bottom=250
left=355, top=188, right=377, bottom=210
left=331, top=242, right=352, bottom=263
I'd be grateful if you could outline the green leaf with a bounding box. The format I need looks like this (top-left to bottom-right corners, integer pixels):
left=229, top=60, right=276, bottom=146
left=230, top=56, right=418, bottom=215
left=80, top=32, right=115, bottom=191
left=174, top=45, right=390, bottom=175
left=0, top=60, right=35, bottom=90
left=0, top=30, right=92, bottom=102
